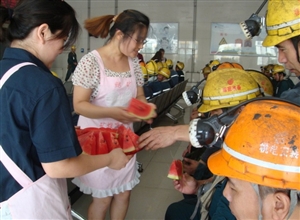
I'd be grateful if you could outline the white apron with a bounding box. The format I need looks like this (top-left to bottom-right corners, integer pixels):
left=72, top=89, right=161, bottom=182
left=0, top=63, right=71, bottom=219
left=72, top=50, right=140, bottom=198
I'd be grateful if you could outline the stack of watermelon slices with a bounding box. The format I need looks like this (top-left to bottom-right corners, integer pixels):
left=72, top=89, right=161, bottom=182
left=76, top=125, right=141, bottom=155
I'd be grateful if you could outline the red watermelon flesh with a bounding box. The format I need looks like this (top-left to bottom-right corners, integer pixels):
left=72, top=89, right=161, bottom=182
left=127, top=98, right=154, bottom=120
left=76, top=126, right=143, bottom=155
left=102, top=131, right=120, bottom=152
left=117, top=125, right=135, bottom=153
left=78, top=131, right=97, bottom=155
left=95, top=132, right=109, bottom=154
left=167, top=159, right=183, bottom=180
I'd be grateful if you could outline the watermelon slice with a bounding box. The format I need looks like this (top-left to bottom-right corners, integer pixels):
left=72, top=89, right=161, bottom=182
left=102, top=131, right=120, bottom=152
left=95, top=132, right=109, bottom=154
left=76, top=126, right=143, bottom=155
left=167, top=159, right=183, bottom=180
left=127, top=98, right=154, bottom=120
left=77, top=130, right=110, bottom=155
left=77, top=131, right=97, bottom=155
left=117, top=126, right=135, bottom=153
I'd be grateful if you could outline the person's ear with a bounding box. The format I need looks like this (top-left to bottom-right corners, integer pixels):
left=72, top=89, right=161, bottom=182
left=115, top=29, right=124, bottom=41
left=271, top=192, right=290, bottom=220
left=37, top=23, right=50, bottom=44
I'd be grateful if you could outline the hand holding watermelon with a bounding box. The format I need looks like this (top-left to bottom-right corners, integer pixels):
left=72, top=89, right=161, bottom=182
left=109, top=106, right=143, bottom=124
left=127, top=98, right=156, bottom=120
left=107, top=148, right=131, bottom=170
left=173, top=173, right=199, bottom=195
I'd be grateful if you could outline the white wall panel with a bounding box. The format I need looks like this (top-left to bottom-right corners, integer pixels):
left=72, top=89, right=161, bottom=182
left=53, top=0, right=275, bottom=83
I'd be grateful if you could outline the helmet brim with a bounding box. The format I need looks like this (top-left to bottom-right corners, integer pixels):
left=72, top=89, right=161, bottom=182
left=263, top=31, right=300, bottom=47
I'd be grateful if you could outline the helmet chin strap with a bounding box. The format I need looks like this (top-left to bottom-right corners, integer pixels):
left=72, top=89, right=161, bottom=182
left=290, top=36, right=300, bottom=63
left=252, top=184, right=298, bottom=220
left=251, top=183, right=263, bottom=220
left=287, top=190, right=298, bottom=219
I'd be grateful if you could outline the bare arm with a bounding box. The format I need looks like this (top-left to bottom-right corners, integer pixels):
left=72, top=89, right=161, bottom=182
left=138, top=125, right=190, bottom=150
left=73, top=85, right=141, bottom=124
left=42, top=148, right=131, bottom=178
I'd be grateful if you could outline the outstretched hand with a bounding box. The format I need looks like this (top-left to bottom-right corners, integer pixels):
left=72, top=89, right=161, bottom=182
left=138, top=126, right=177, bottom=150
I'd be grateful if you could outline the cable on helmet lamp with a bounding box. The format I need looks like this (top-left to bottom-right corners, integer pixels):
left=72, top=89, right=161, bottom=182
left=239, top=0, right=267, bottom=39
left=182, top=79, right=205, bottom=106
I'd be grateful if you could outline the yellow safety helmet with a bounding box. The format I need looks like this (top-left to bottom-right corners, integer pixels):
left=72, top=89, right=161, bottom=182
left=51, top=71, right=59, bottom=78
left=263, top=0, right=300, bottom=47
left=162, top=62, right=168, bottom=68
left=166, top=59, right=173, bottom=68
left=156, top=62, right=163, bottom=72
left=272, top=64, right=285, bottom=75
left=158, top=67, right=170, bottom=78
left=140, top=65, right=148, bottom=79
left=208, top=60, right=220, bottom=71
left=176, top=61, right=185, bottom=70
left=199, top=68, right=261, bottom=113
left=247, top=70, right=274, bottom=96
left=263, top=64, right=275, bottom=75
left=146, top=60, right=158, bottom=76
left=208, top=99, right=300, bottom=190
left=71, top=45, right=76, bottom=50
left=202, top=66, right=211, bottom=75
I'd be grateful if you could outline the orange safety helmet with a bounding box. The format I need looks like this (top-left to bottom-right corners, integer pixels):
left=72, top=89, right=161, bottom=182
left=231, top=62, right=244, bottom=70
left=199, top=68, right=262, bottom=113
left=215, top=62, right=234, bottom=70
left=208, top=99, right=300, bottom=190
left=247, top=70, right=274, bottom=96
left=146, top=60, right=158, bottom=76
left=140, top=61, right=146, bottom=67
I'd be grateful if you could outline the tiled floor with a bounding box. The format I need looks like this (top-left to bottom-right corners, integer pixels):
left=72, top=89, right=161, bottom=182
left=70, top=100, right=192, bottom=220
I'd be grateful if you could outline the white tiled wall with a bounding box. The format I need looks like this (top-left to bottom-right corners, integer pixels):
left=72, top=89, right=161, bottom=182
left=53, top=0, right=287, bottom=83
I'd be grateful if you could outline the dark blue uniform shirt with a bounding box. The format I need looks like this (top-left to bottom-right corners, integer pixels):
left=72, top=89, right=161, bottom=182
left=169, top=69, right=179, bottom=88
left=148, top=80, right=163, bottom=97
left=0, top=48, right=82, bottom=201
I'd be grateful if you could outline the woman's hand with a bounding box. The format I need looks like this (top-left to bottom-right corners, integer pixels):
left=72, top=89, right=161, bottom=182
left=110, top=107, right=142, bottom=124
left=107, top=148, right=131, bottom=170
left=143, top=103, right=157, bottom=124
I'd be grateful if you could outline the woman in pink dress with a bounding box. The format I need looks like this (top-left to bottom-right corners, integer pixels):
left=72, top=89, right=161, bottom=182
left=72, top=10, right=155, bottom=220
